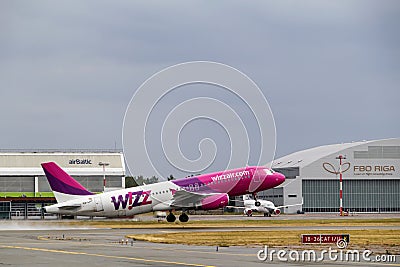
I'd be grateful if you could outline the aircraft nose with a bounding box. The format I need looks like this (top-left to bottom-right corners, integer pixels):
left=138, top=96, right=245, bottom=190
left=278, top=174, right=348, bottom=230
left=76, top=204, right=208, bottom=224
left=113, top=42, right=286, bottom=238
left=275, top=172, right=285, bottom=185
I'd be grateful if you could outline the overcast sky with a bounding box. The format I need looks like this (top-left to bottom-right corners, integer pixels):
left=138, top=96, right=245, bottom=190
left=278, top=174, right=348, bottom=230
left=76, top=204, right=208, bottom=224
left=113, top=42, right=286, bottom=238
left=1, top=1, right=399, bottom=177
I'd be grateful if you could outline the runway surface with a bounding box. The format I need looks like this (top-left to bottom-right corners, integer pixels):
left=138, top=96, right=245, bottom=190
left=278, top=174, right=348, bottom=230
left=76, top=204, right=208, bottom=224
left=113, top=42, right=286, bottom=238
left=0, top=216, right=399, bottom=267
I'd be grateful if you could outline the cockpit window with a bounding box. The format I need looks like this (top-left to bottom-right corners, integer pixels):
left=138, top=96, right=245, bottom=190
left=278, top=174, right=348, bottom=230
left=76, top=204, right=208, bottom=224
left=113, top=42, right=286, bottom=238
left=264, top=168, right=273, bottom=175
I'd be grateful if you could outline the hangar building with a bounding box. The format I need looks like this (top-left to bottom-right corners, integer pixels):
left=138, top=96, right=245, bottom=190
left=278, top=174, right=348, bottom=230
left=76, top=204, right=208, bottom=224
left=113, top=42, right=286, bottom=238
left=259, top=138, right=400, bottom=214
left=0, top=150, right=125, bottom=218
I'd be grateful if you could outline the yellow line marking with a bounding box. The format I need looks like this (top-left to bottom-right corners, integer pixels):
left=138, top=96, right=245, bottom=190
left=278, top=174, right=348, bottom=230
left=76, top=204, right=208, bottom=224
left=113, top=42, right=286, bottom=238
left=132, top=245, right=255, bottom=257
left=34, top=236, right=399, bottom=265
left=37, top=235, right=53, bottom=241
left=0, top=242, right=60, bottom=245
left=0, top=245, right=215, bottom=267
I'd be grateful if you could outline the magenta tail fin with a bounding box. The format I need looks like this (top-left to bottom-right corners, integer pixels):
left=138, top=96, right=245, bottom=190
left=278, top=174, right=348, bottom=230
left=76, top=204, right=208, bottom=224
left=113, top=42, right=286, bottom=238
left=41, top=162, right=93, bottom=200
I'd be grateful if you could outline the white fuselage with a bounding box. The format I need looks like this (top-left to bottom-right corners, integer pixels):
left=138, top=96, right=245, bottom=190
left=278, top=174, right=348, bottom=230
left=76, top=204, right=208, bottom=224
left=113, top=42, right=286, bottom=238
left=243, top=199, right=280, bottom=216
left=45, top=181, right=180, bottom=217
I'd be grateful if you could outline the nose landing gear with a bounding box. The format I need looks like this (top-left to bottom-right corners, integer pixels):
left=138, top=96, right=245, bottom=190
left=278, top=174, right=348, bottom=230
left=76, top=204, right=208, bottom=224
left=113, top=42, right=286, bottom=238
left=252, top=193, right=261, bottom=207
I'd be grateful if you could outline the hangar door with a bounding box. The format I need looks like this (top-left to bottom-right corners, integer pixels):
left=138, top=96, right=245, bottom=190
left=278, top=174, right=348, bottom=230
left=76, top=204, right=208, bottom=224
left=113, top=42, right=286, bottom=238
left=302, top=179, right=400, bottom=213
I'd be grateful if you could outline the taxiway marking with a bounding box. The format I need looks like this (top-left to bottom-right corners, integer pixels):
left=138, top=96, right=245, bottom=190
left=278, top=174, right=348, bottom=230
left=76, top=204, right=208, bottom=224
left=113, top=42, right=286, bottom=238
left=0, top=245, right=216, bottom=267
left=36, top=235, right=255, bottom=257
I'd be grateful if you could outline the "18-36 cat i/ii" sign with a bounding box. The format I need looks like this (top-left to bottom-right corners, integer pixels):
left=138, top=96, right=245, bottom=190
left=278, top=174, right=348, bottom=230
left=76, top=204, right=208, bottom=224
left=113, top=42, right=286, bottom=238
left=301, top=234, right=350, bottom=244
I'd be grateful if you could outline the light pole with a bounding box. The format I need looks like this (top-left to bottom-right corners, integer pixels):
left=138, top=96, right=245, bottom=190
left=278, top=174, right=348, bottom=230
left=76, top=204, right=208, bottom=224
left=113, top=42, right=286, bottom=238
left=336, top=155, right=346, bottom=216
left=99, top=162, right=110, bottom=192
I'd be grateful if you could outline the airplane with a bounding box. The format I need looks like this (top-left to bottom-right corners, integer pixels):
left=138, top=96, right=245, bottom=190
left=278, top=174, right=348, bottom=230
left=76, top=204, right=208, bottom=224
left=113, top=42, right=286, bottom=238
left=241, top=195, right=303, bottom=217
left=41, top=162, right=285, bottom=222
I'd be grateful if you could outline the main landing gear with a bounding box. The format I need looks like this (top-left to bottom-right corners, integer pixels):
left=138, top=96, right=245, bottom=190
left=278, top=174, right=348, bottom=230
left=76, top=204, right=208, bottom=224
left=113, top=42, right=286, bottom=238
left=166, top=211, right=189, bottom=223
left=252, top=192, right=261, bottom=207
left=179, top=212, right=189, bottom=223
left=166, top=211, right=176, bottom=222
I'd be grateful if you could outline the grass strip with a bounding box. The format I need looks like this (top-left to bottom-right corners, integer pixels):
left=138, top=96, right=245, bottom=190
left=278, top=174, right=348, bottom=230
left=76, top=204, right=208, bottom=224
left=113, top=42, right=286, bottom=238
left=67, top=218, right=400, bottom=229
left=126, top=229, right=400, bottom=251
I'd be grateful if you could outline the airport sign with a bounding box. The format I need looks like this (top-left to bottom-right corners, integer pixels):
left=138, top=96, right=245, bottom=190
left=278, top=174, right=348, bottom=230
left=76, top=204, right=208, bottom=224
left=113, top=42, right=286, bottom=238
left=301, top=234, right=350, bottom=244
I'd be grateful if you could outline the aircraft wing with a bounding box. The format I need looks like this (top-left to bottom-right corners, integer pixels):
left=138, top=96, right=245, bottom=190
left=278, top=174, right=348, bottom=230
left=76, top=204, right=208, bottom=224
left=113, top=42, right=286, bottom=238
left=226, top=205, right=243, bottom=208
left=275, top=199, right=303, bottom=209
left=170, top=190, right=224, bottom=209
left=225, top=205, right=245, bottom=211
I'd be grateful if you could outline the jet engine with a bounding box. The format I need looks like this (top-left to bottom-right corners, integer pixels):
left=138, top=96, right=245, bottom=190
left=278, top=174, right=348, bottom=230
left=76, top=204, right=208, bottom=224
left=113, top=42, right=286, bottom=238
left=199, top=193, right=229, bottom=210
left=244, top=208, right=253, bottom=216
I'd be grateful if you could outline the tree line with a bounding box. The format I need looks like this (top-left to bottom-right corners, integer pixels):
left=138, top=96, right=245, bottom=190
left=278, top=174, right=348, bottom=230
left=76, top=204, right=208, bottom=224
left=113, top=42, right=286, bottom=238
left=125, top=175, right=175, bottom=188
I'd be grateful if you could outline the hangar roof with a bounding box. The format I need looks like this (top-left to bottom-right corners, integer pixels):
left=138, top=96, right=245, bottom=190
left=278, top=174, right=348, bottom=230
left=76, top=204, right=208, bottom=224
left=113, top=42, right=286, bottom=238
left=0, top=151, right=125, bottom=176
left=271, top=138, right=399, bottom=169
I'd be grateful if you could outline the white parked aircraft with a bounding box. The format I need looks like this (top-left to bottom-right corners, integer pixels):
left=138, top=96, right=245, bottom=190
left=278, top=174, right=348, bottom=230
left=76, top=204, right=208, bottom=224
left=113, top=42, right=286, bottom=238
left=242, top=195, right=303, bottom=217
left=41, top=162, right=285, bottom=222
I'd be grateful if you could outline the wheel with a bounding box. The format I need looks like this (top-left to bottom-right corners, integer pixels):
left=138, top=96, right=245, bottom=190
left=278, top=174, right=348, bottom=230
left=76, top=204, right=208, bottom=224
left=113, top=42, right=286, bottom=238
left=179, top=213, right=189, bottom=223
left=255, top=201, right=261, bottom=207
left=245, top=209, right=253, bottom=217
left=166, top=212, right=176, bottom=222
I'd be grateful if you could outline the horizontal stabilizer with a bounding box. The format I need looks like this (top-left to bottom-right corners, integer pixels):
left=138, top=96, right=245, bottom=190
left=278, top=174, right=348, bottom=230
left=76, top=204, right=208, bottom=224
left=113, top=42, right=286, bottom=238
left=57, top=204, right=82, bottom=210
